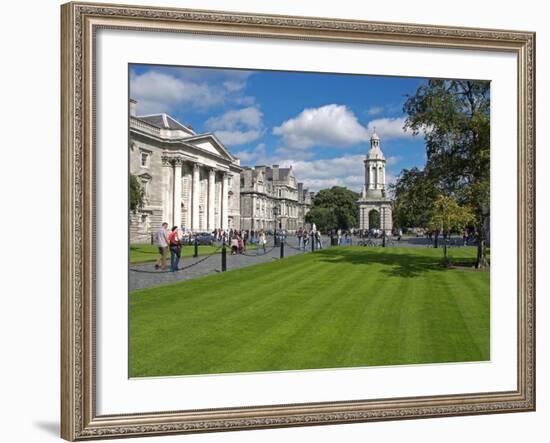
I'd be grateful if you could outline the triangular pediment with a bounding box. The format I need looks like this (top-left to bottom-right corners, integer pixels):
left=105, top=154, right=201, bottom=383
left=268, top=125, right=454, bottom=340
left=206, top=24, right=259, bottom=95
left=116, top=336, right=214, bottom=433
left=183, top=134, right=236, bottom=162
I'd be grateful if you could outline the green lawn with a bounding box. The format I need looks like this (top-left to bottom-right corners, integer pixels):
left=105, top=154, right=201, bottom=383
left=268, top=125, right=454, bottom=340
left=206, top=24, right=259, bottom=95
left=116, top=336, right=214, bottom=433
left=130, top=246, right=489, bottom=377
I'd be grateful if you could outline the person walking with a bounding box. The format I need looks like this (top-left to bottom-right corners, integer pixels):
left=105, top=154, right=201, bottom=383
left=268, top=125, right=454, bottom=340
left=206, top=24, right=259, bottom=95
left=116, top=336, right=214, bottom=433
left=231, top=233, right=239, bottom=255
left=154, top=222, right=169, bottom=270
left=167, top=226, right=181, bottom=272
left=259, top=230, right=267, bottom=252
left=315, top=230, right=323, bottom=249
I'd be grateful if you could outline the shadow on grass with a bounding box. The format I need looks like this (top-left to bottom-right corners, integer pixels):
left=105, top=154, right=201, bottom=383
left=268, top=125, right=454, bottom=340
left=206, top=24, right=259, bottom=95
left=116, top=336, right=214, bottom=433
left=314, top=248, right=471, bottom=278
left=130, top=245, right=157, bottom=254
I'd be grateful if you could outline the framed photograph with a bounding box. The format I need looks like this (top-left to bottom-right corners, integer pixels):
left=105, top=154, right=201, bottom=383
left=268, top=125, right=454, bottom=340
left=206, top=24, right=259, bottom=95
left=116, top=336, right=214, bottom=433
left=61, top=1, right=536, bottom=440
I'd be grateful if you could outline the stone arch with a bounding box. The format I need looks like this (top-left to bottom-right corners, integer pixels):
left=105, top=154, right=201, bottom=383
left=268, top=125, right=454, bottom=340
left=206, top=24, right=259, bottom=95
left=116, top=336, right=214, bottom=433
left=368, top=209, right=381, bottom=229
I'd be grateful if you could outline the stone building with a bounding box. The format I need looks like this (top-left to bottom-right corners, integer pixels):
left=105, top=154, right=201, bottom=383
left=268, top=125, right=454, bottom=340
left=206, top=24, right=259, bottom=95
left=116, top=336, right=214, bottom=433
left=240, top=165, right=312, bottom=232
left=129, top=99, right=242, bottom=243
left=357, top=132, right=393, bottom=233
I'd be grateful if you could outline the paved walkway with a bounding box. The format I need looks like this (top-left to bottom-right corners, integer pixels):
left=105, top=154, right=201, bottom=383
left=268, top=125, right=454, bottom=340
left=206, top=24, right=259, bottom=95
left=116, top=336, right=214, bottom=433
left=129, top=235, right=474, bottom=291
left=129, top=239, right=318, bottom=291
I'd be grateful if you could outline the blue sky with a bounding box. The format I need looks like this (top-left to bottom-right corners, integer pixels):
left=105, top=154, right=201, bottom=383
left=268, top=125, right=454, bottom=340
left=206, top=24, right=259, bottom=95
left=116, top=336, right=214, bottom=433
left=130, top=64, right=429, bottom=192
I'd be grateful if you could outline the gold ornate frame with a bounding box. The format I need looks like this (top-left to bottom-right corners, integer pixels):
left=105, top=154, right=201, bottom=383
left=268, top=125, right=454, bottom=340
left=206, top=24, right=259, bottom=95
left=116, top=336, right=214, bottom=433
left=61, top=1, right=536, bottom=440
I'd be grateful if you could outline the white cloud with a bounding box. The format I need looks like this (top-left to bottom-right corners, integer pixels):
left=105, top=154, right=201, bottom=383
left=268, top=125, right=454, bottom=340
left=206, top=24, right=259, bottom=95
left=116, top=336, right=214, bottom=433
left=366, top=117, right=414, bottom=140
left=273, top=104, right=370, bottom=149
left=234, top=150, right=257, bottom=162
left=206, top=107, right=263, bottom=131
left=223, top=79, right=247, bottom=92
left=366, top=106, right=383, bottom=115
left=213, top=130, right=262, bottom=145
left=130, top=69, right=256, bottom=116
left=205, top=107, right=264, bottom=146
left=130, top=71, right=226, bottom=114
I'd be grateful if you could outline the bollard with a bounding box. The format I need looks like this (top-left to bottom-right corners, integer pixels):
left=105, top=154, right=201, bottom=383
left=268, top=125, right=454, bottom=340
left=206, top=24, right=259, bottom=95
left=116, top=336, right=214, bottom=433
left=193, top=237, right=199, bottom=257
left=221, top=240, right=227, bottom=272
left=280, top=237, right=285, bottom=259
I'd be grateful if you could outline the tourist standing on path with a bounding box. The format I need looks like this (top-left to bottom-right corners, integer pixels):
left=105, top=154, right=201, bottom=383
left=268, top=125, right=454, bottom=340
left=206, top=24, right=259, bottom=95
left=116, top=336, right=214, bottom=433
left=315, top=230, right=323, bottom=249
left=167, top=226, right=181, bottom=272
left=154, top=222, right=169, bottom=270
left=297, top=227, right=303, bottom=250
left=259, top=230, right=267, bottom=252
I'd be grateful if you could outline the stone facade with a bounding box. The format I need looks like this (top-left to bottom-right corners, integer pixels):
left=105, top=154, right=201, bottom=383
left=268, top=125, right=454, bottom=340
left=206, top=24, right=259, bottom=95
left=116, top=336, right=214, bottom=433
left=357, top=133, right=393, bottom=233
left=239, top=165, right=312, bottom=232
left=129, top=99, right=242, bottom=243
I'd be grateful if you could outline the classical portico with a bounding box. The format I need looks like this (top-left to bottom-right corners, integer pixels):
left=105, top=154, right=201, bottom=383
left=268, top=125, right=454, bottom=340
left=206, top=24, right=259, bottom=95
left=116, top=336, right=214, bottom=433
left=160, top=155, right=234, bottom=232
left=357, top=132, right=393, bottom=232
left=129, top=99, right=241, bottom=242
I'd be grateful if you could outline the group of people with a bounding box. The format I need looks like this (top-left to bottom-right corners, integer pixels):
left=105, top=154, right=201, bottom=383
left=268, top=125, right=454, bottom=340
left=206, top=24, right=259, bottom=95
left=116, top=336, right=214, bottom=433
left=153, top=224, right=274, bottom=271
left=154, top=223, right=183, bottom=272
left=296, top=227, right=323, bottom=250
left=229, top=229, right=268, bottom=255
left=156, top=222, right=375, bottom=272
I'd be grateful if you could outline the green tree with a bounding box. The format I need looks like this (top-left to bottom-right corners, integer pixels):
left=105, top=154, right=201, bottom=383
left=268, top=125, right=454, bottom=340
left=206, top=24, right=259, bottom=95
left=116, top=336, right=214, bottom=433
left=304, top=207, right=337, bottom=232
left=428, top=194, right=475, bottom=264
left=404, top=79, right=490, bottom=268
left=391, top=167, right=439, bottom=230
left=305, top=186, right=359, bottom=231
left=129, top=174, right=145, bottom=212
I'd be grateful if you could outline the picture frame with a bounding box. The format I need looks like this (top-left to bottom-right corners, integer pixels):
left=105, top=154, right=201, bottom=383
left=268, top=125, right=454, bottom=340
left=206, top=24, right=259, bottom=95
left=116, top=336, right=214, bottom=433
left=60, top=1, right=536, bottom=440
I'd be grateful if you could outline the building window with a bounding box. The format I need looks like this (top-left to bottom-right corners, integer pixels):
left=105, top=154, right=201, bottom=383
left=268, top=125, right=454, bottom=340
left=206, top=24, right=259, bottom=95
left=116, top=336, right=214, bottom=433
left=140, top=151, right=150, bottom=168
left=140, top=179, right=150, bottom=202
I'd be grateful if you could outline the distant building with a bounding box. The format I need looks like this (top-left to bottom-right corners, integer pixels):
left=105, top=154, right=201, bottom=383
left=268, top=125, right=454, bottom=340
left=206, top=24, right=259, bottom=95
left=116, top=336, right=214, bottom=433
left=357, top=132, right=393, bottom=232
left=240, top=165, right=313, bottom=232
left=129, top=99, right=242, bottom=243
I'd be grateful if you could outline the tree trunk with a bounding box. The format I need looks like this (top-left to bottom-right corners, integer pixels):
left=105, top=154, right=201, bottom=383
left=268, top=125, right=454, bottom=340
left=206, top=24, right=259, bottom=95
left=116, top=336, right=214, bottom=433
left=434, top=230, right=439, bottom=248
left=476, top=220, right=489, bottom=269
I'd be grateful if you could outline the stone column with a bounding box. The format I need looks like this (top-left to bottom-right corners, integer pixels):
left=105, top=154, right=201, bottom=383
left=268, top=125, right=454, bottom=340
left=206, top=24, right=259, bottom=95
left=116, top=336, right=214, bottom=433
left=221, top=172, right=229, bottom=230
left=369, top=164, right=374, bottom=188
left=382, top=165, right=386, bottom=187
left=251, top=195, right=256, bottom=230
left=192, top=163, right=200, bottom=231
left=161, top=156, right=173, bottom=225
left=208, top=168, right=216, bottom=231
left=173, top=159, right=183, bottom=228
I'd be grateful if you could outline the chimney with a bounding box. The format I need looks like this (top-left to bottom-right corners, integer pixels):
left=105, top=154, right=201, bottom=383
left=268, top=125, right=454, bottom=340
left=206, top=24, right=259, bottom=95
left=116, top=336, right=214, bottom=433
left=297, top=183, right=304, bottom=202
left=129, top=98, right=137, bottom=117
left=272, top=164, right=279, bottom=181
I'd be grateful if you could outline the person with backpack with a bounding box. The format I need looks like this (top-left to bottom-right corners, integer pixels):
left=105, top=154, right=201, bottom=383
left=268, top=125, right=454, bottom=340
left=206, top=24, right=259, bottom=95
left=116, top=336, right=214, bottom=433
left=167, top=226, right=181, bottom=272
left=154, top=222, right=169, bottom=270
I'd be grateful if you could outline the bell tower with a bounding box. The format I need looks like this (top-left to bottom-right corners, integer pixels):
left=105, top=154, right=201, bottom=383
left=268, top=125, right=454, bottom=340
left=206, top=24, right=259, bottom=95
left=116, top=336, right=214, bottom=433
left=357, top=131, right=393, bottom=233
left=362, top=131, right=386, bottom=199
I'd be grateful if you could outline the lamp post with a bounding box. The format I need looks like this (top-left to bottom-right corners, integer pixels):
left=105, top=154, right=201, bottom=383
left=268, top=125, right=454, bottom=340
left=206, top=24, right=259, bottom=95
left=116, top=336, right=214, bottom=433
left=382, top=207, right=386, bottom=248
left=273, top=205, right=279, bottom=246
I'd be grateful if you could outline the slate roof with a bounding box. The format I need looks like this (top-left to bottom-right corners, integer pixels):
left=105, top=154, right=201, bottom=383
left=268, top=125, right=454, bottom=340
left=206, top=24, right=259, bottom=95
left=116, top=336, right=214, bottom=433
left=137, top=113, right=195, bottom=134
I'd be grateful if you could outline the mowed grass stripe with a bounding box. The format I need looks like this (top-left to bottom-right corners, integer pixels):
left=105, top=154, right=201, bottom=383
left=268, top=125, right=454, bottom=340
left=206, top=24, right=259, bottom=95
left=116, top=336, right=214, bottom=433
left=242, top=259, right=375, bottom=371
left=130, top=246, right=489, bottom=377
left=130, top=258, right=320, bottom=376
